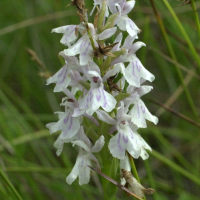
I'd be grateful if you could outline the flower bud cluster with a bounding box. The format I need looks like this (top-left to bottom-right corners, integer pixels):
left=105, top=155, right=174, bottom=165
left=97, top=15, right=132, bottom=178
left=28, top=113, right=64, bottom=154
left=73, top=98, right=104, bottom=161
left=46, top=0, right=158, bottom=186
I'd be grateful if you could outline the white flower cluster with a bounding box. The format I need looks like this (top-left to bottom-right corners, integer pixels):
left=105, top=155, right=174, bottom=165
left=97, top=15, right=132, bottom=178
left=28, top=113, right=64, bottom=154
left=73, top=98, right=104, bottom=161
left=46, top=0, right=158, bottom=185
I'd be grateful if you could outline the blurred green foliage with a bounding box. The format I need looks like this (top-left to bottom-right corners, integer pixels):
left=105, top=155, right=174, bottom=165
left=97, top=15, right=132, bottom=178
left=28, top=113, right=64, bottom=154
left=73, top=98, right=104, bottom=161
left=0, top=0, right=200, bottom=199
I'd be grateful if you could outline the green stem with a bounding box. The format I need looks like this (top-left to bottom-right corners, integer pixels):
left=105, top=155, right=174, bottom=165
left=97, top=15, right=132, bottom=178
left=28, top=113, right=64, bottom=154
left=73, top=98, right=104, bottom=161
left=0, top=167, right=23, bottom=200
left=128, top=153, right=146, bottom=200
left=191, top=0, right=200, bottom=38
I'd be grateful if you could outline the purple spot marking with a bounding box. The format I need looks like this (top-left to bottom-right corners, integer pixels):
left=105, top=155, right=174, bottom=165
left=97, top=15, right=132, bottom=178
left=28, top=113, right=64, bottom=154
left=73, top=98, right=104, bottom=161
left=58, top=68, right=68, bottom=84
left=96, top=89, right=101, bottom=101
left=64, top=113, right=70, bottom=124
left=58, top=67, right=65, bottom=78
left=132, top=61, right=136, bottom=76
left=104, top=29, right=114, bottom=37
left=130, top=130, right=134, bottom=139
left=136, top=60, right=141, bottom=72
left=82, top=41, right=90, bottom=56
left=67, top=115, right=73, bottom=131
left=80, top=157, right=84, bottom=167
left=80, top=40, right=85, bottom=47
left=65, top=26, right=70, bottom=31
left=101, top=89, right=108, bottom=108
left=137, top=103, right=140, bottom=118
left=123, top=132, right=128, bottom=143
left=118, top=133, right=124, bottom=152
left=67, top=26, right=76, bottom=37
left=127, top=19, right=134, bottom=31
left=89, top=90, right=93, bottom=102
left=84, top=92, right=90, bottom=109
left=141, top=105, right=145, bottom=114
left=64, top=35, right=69, bottom=43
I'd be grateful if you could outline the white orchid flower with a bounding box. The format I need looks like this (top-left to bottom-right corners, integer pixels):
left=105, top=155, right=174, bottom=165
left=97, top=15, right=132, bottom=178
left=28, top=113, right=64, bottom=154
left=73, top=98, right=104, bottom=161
left=64, top=23, right=117, bottom=65
left=52, top=25, right=78, bottom=47
left=96, top=102, right=151, bottom=160
left=75, top=69, right=117, bottom=116
left=66, top=127, right=105, bottom=185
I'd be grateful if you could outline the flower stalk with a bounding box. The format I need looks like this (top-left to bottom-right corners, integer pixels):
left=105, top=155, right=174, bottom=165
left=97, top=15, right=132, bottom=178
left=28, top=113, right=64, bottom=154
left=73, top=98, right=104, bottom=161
left=46, top=0, right=158, bottom=198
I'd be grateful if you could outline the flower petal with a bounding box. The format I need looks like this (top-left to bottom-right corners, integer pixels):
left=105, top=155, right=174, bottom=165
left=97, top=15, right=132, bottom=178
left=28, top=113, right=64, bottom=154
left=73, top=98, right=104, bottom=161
left=72, top=140, right=90, bottom=152
left=122, top=0, right=135, bottom=15
left=89, top=154, right=101, bottom=170
left=80, top=45, right=93, bottom=66
left=120, top=153, right=131, bottom=171
left=122, top=35, right=137, bottom=49
left=87, top=89, right=102, bottom=115
left=96, top=109, right=116, bottom=125
left=135, top=85, right=153, bottom=97
left=66, top=157, right=80, bottom=184
left=66, top=151, right=91, bottom=185
left=83, top=113, right=99, bottom=126
left=91, top=135, right=105, bottom=153
left=46, top=65, right=71, bottom=92
left=116, top=16, right=126, bottom=31
left=101, top=89, right=117, bottom=112
left=78, top=155, right=91, bottom=185
left=54, top=135, right=76, bottom=156
left=52, top=25, right=77, bottom=46
left=125, top=17, right=140, bottom=37
left=102, top=64, right=121, bottom=82
left=49, top=109, right=80, bottom=139
left=108, top=131, right=128, bottom=159
left=129, top=41, right=146, bottom=54
left=130, top=99, right=158, bottom=128
left=98, top=27, right=117, bottom=40
left=124, top=57, right=155, bottom=87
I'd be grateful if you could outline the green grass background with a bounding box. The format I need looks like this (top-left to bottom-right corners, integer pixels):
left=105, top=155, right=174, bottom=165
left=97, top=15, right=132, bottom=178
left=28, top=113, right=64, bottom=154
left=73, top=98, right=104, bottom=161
left=0, top=0, right=200, bottom=199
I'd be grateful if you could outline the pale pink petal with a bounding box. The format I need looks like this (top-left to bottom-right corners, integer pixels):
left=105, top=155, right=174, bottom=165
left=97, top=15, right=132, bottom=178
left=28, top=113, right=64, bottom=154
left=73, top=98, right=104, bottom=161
left=78, top=155, right=91, bottom=185
left=100, top=88, right=117, bottom=112
left=122, top=35, right=137, bottom=49
left=46, top=65, right=71, bottom=92
left=72, top=140, right=90, bottom=152
left=91, top=135, right=105, bottom=153
left=83, top=113, right=99, bottom=126
left=122, top=0, right=135, bottom=15
left=112, top=32, right=122, bottom=52
left=52, top=25, right=77, bottom=46
left=124, top=57, right=155, bottom=87
left=120, top=153, right=131, bottom=171
left=58, top=110, right=80, bottom=139
left=116, top=16, right=126, bottom=31
left=102, top=64, right=121, bottom=82
left=98, top=27, right=117, bottom=40
left=108, top=131, right=127, bottom=159
left=129, top=41, right=146, bottom=54
left=54, top=135, right=76, bottom=156
left=66, top=156, right=80, bottom=184
left=79, top=40, right=93, bottom=65
left=136, top=85, right=153, bottom=97
left=96, top=109, right=116, bottom=125
left=125, top=17, right=140, bottom=37
left=130, top=99, right=158, bottom=128
left=66, top=151, right=90, bottom=185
